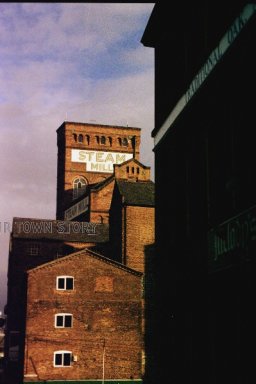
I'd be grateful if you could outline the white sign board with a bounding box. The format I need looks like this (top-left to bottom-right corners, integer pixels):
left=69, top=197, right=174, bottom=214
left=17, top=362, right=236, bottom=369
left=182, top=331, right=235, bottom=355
left=71, top=149, right=133, bottom=173
left=64, top=196, right=89, bottom=220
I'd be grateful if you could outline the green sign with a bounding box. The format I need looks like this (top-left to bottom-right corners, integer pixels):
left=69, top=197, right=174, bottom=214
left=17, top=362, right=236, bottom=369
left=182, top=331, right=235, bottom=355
left=208, top=205, right=256, bottom=272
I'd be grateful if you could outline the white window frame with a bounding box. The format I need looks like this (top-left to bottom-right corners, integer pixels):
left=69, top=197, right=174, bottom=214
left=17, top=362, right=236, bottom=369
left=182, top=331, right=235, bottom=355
left=73, top=177, right=87, bottom=200
left=56, top=276, right=74, bottom=291
left=55, top=313, right=73, bottom=328
left=53, top=350, right=72, bottom=367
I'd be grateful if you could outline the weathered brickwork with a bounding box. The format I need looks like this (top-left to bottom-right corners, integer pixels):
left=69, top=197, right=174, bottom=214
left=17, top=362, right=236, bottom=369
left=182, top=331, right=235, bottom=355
left=5, top=121, right=155, bottom=384
left=89, top=160, right=152, bottom=224
left=124, top=206, right=155, bottom=273
left=24, top=250, right=143, bottom=382
left=5, top=219, right=106, bottom=355
left=114, top=159, right=151, bottom=182
left=56, top=122, right=141, bottom=219
left=109, top=180, right=155, bottom=274
left=90, top=178, right=115, bottom=223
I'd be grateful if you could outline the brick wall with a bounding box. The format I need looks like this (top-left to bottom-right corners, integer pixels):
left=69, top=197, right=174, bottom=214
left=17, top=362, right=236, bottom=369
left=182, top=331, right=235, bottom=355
left=90, top=179, right=115, bottom=223
left=24, top=250, right=143, bottom=382
left=114, top=160, right=151, bottom=181
left=56, top=122, right=141, bottom=219
left=124, top=206, right=155, bottom=273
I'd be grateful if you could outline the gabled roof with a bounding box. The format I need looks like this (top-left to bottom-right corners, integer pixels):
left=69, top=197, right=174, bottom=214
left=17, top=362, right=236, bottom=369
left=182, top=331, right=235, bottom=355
left=116, top=180, right=155, bottom=207
left=114, top=157, right=151, bottom=170
left=27, top=247, right=142, bottom=277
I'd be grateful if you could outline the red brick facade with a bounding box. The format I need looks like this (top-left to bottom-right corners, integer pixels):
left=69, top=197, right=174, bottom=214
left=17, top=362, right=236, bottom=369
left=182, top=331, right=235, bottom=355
left=123, top=206, right=155, bottom=273
left=56, top=122, right=141, bottom=219
left=5, top=121, right=155, bottom=384
left=23, top=249, right=143, bottom=382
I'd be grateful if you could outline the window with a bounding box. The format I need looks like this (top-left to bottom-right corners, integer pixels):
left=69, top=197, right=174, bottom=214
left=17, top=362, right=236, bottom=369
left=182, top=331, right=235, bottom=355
left=54, top=351, right=72, bottom=367
left=85, top=135, right=90, bottom=145
left=108, top=137, right=112, bottom=146
left=78, top=134, right=83, bottom=143
left=137, top=167, right=140, bottom=174
left=73, top=177, right=87, bottom=199
left=118, top=137, right=128, bottom=146
left=56, top=276, right=74, bottom=291
left=55, top=314, right=73, bottom=328
left=73, top=133, right=77, bottom=142
left=100, top=136, right=106, bottom=145
left=27, top=243, right=40, bottom=256
left=126, top=166, right=129, bottom=173
left=95, top=135, right=100, bottom=144
left=55, top=246, right=63, bottom=259
left=122, top=137, right=128, bottom=146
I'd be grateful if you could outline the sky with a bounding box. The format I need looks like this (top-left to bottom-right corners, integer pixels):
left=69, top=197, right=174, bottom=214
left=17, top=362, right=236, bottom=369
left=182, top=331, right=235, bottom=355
left=0, top=2, right=155, bottom=312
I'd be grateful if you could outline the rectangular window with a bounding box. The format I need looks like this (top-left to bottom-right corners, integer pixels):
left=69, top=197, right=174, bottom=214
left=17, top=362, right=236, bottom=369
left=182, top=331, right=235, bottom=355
left=55, top=314, right=73, bottom=328
left=27, top=243, right=40, bottom=256
left=54, top=351, right=72, bottom=367
left=56, top=276, right=74, bottom=291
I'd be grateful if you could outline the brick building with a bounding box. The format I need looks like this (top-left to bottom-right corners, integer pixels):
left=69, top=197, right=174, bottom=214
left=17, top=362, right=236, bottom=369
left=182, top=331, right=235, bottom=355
left=5, top=218, right=108, bottom=383
left=110, top=179, right=155, bottom=273
left=23, top=249, right=143, bottom=382
left=56, top=121, right=141, bottom=221
left=4, top=121, right=155, bottom=384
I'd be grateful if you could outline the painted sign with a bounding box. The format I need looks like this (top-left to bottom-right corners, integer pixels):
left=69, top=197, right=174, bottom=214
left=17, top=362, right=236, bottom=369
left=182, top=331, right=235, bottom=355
left=154, top=4, right=256, bottom=147
left=71, top=149, right=133, bottom=173
left=64, top=196, right=89, bottom=220
left=12, top=218, right=109, bottom=242
left=208, top=205, right=256, bottom=272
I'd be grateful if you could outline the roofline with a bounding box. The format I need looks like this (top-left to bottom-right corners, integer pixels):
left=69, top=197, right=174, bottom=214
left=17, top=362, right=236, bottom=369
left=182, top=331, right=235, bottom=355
left=123, top=202, right=155, bottom=208
left=90, top=175, right=115, bottom=192
left=27, top=247, right=142, bottom=277
left=114, top=158, right=151, bottom=169
left=56, top=121, right=141, bottom=133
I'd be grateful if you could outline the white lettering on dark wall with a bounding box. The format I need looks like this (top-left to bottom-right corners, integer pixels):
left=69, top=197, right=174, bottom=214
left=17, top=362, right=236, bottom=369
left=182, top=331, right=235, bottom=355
left=185, top=45, right=223, bottom=103
left=154, top=4, right=256, bottom=147
left=64, top=196, right=89, bottom=221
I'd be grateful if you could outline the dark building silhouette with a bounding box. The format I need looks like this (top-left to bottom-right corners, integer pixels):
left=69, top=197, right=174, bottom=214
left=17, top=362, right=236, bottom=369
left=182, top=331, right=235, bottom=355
left=142, top=3, right=256, bottom=384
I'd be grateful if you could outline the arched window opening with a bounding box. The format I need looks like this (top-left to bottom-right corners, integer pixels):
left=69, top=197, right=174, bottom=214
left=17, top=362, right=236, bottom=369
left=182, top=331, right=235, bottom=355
left=73, top=177, right=87, bottom=199
left=100, top=136, right=106, bottom=145
left=96, top=136, right=100, bottom=144
left=126, top=166, right=130, bottom=173
left=108, top=137, right=112, bottom=146
left=118, top=137, right=122, bottom=146
left=78, top=134, right=83, bottom=143
left=137, top=167, right=140, bottom=174
left=99, top=215, right=104, bottom=224
left=132, top=167, right=135, bottom=174
left=122, top=137, right=128, bottom=146
left=85, top=135, right=90, bottom=145
left=73, top=134, right=77, bottom=142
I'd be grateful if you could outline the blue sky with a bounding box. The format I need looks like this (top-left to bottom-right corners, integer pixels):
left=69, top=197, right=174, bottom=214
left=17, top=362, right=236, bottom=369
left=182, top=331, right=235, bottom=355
left=0, top=3, right=155, bottom=311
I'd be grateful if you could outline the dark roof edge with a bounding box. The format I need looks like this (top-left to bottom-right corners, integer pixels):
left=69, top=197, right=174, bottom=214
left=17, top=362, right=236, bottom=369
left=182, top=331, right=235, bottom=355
left=56, top=121, right=141, bottom=133
left=27, top=247, right=142, bottom=277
